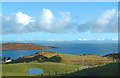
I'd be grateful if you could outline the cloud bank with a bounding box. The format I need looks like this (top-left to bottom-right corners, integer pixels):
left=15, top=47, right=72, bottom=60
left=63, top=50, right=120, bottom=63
left=2, top=9, right=72, bottom=34
left=78, top=9, right=118, bottom=33
left=2, top=8, right=118, bottom=34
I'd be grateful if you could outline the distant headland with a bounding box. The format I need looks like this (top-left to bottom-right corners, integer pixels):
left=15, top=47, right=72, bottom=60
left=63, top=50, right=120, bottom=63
left=0, top=42, right=60, bottom=50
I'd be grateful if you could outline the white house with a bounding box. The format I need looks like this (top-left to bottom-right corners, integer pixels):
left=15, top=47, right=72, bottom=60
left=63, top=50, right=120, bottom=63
left=5, top=59, right=12, bottom=62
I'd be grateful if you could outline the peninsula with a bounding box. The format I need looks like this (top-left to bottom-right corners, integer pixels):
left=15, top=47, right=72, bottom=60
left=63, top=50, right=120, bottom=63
left=0, top=42, right=59, bottom=50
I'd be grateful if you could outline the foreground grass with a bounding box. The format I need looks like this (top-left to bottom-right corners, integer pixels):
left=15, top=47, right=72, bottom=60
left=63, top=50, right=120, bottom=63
left=65, top=62, right=119, bottom=76
left=2, top=62, right=81, bottom=76
left=2, top=62, right=119, bottom=77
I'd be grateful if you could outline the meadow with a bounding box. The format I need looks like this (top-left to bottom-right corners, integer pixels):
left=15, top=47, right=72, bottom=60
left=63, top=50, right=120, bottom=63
left=2, top=62, right=81, bottom=76
left=2, top=62, right=119, bottom=77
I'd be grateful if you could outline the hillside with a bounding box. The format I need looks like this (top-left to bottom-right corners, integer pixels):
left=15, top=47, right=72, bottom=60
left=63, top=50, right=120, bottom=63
left=103, top=53, right=120, bottom=59
left=8, top=51, right=114, bottom=64
left=0, top=42, right=59, bottom=50
left=2, top=62, right=119, bottom=77
left=64, top=62, right=119, bottom=76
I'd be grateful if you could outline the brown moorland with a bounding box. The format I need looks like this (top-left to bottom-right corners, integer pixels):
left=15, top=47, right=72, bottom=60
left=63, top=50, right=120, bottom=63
left=0, top=42, right=59, bottom=50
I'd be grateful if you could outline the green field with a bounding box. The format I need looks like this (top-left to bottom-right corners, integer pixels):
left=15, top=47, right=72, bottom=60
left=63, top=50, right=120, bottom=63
left=2, top=62, right=82, bottom=76
left=2, top=62, right=119, bottom=77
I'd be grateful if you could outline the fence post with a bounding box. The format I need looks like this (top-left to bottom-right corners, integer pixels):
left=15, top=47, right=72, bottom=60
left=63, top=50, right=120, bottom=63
left=61, top=72, right=62, bottom=76
left=66, top=71, right=67, bottom=75
left=49, top=73, right=51, bottom=78
left=88, top=65, right=90, bottom=68
left=55, top=72, right=57, bottom=77
left=77, top=67, right=79, bottom=71
left=41, top=74, right=43, bottom=78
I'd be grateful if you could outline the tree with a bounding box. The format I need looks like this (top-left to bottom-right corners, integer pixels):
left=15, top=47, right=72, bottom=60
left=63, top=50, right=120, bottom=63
left=0, top=57, right=2, bottom=61
left=7, top=57, right=11, bottom=60
left=3, top=56, right=6, bottom=62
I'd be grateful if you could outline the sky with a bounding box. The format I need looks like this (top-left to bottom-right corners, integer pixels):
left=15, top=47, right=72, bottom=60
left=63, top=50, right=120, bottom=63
left=1, top=2, right=118, bottom=41
left=2, top=0, right=119, bottom=2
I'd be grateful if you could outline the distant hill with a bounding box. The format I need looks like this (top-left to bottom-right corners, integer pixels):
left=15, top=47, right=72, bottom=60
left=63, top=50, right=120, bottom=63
left=0, top=42, right=59, bottom=50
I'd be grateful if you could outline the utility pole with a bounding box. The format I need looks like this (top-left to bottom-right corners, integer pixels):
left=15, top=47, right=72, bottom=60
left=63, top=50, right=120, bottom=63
left=42, top=48, right=44, bottom=52
left=82, top=59, right=85, bottom=66
left=114, top=59, right=117, bottom=63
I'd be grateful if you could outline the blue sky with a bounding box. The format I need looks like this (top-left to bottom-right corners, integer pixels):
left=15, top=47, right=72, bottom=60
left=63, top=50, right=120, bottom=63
left=2, top=2, right=118, bottom=41
left=3, top=2, right=118, bottom=22
left=2, top=0, right=119, bottom=2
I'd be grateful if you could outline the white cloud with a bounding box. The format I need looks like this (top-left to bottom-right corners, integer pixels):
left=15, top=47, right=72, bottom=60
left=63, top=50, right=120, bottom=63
left=96, top=38, right=104, bottom=40
left=47, top=39, right=57, bottom=41
left=2, top=8, right=118, bottom=34
left=37, top=9, right=54, bottom=31
left=2, top=9, right=72, bottom=34
left=36, top=10, right=72, bottom=33
left=78, top=9, right=118, bottom=33
left=78, top=38, right=82, bottom=40
left=78, top=38, right=91, bottom=41
left=16, top=12, right=32, bottom=26
left=112, top=38, right=118, bottom=40
left=2, top=13, right=29, bottom=34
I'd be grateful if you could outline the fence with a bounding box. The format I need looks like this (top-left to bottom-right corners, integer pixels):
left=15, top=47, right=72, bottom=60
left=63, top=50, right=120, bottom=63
left=35, top=63, right=109, bottom=78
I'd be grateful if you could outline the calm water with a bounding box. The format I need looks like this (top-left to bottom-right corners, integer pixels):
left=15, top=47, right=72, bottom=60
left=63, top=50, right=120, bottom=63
left=2, top=43, right=118, bottom=60
left=28, top=68, right=43, bottom=74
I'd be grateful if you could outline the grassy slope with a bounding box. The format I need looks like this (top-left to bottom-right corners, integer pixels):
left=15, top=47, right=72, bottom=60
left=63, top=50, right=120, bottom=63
left=65, top=62, right=119, bottom=76
left=2, top=62, right=82, bottom=76
left=24, top=51, right=114, bottom=65
left=3, top=62, right=119, bottom=76
left=2, top=51, right=116, bottom=76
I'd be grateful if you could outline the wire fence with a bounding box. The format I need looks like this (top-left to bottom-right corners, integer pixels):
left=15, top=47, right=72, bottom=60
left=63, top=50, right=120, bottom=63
left=35, top=62, right=112, bottom=77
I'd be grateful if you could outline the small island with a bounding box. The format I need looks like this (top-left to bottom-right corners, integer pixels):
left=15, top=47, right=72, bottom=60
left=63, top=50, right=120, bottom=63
left=0, top=42, right=60, bottom=50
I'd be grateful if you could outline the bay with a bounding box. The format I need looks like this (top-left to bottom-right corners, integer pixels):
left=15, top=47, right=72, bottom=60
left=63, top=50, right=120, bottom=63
left=2, top=43, right=118, bottom=60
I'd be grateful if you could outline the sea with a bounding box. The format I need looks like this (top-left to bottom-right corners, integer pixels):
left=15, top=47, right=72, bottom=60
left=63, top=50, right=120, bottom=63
left=1, top=42, right=118, bottom=60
